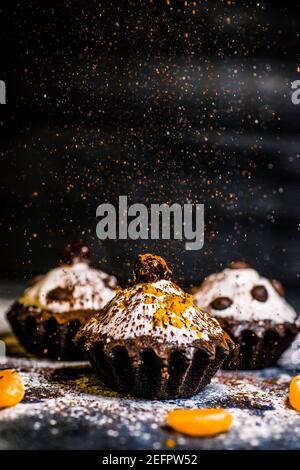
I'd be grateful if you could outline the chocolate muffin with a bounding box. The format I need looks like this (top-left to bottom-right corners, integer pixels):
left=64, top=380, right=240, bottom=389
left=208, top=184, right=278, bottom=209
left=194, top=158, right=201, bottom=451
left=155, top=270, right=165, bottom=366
left=192, top=262, right=299, bottom=369
left=7, top=242, right=117, bottom=360
left=75, top=254, right=234, bottom=399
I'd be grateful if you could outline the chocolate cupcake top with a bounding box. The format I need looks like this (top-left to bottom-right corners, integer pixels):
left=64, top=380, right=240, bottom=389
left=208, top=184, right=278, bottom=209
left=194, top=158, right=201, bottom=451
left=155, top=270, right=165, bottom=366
left=19, top=242, right=117, bottom=313
left=80, top=254, right=225, bottom=346
left=193, top=264, right=297, bottom=324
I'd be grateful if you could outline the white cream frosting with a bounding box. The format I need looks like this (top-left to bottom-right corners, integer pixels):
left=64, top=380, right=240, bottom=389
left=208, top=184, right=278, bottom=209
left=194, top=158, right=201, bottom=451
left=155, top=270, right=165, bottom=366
left=193, top=268, right=297, bottom=324
left=19, top=262, right=117, bottom=313
left=81, top=279, right=224, bottom=345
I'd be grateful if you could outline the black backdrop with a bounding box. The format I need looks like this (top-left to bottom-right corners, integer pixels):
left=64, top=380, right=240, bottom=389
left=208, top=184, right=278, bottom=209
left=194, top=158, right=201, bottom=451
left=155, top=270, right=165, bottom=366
left=0, top=2, right=299, bottom=306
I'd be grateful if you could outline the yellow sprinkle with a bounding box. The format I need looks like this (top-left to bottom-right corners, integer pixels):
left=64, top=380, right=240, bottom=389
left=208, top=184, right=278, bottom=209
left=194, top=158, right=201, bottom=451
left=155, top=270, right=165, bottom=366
left=155, top=307, right=166, bottom=317
left=171, top=317, right=184, bottom=328
left=143, top=285, right=164, bottom=296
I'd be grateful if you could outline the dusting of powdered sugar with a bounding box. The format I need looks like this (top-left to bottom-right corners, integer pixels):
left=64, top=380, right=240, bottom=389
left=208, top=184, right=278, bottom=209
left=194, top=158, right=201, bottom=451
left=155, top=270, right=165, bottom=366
left=19, top=262, right=117, bottom=313
left=193, top=268, right=297, bottom=324
left=81, top=279, right=224, bottom=345
left=0, top=353, right=300, bottom=450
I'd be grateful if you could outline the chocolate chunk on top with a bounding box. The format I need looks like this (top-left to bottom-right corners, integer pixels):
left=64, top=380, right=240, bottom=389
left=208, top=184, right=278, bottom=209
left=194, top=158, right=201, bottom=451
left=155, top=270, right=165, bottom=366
left=60, top=241, right=91, bottom=265
left=270, top=279, right=285, bottom=297
left=210, top=297, right=233, bottom=310
left=133, top=253, right=172, bottom=283
left=251, top=285, right=268, bottom=302
left=229, top=261, right=251, bottom=269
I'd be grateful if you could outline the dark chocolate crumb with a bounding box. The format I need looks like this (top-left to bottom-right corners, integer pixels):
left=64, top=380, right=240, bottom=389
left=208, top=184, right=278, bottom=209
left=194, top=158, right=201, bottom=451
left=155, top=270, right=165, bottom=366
left=251, top=285, right=268, bottom=302
left=211, top=297, right=233, bottom=310
left=47, top=286, right=74, bottom=302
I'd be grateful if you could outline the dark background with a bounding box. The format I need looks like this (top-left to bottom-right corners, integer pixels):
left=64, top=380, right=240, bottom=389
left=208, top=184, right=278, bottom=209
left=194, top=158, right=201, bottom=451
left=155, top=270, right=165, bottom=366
left=0, top=2, right=299, bottom=306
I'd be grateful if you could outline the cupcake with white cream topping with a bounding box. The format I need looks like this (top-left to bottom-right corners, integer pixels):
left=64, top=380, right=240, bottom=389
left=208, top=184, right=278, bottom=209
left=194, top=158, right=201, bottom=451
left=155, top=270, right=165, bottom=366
left=7, top=241, right=117, bottom=360
left=75, top=253, right=234, bottom=399
left=192, top=261, right=299, bottom=369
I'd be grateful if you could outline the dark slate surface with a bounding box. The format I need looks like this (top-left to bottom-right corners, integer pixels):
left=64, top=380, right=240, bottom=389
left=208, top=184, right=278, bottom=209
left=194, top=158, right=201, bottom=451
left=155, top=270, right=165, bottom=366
left=1, top=344, right=300, bottom=450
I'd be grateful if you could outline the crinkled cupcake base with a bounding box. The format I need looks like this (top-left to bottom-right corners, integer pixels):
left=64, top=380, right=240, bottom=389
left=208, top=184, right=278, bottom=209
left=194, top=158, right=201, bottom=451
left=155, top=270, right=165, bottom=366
left=216, top=317, right=299, bottom=370
left=75, top=333, right=235, bottom=399
left=7, top=302, right=95, bottom=361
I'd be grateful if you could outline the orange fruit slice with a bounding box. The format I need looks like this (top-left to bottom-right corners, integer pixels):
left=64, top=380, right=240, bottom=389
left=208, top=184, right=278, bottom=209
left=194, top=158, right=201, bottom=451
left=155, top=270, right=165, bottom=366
left=289, top=374, right=300, bottom=412
left=0, top=369, right=25, bottom=408
left=166, top=408, right=232, bottom=437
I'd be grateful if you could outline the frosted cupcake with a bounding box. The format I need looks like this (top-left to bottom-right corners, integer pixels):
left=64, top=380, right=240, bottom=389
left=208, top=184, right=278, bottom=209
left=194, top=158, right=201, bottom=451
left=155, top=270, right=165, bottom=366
left=7, top=242, right=117, bottom=360
left=192, top=262, right=299, bottom=369
left=75, top=254, right=234, bottom=399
